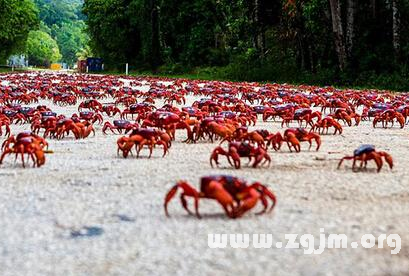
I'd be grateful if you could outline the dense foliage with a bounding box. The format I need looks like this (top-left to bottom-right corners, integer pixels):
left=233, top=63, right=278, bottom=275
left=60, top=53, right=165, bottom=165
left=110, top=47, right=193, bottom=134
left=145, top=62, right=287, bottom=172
left=83, top=0, right=409, bottom=90
left=1, top=0, right=87, bottom=66
left=0, top=0, right=39, bottom=63
left=2, top=0, right=409, bottom=90
left=26, top=30, right=62, bottom=66
left=33, top=0, right=88, bottom=66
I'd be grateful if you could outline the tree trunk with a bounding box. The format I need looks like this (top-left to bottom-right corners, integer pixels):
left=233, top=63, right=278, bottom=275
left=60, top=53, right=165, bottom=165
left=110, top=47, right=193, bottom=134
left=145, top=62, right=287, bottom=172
left=150, top=0, right=160, bottom=71
left=392, top=0, right=400, bottom=59
left=371, top=0, right=376, bottom=18
left=346, top=0, right=355, bottom=58
left=329, top=0, right=347, bottom=71
left=254, top=0, right=265, bottom=57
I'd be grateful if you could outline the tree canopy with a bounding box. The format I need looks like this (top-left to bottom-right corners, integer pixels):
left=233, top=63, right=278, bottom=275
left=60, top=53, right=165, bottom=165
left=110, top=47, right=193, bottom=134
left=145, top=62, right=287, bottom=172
left=32, top=0, right=88, bottom=66
left=26, top=30, right=61, bottom=66
left=0, top=0, right=39, bottom=63
left=2, top=0, right=409, bottom=90
left=83, top=0, right=409, bottom=90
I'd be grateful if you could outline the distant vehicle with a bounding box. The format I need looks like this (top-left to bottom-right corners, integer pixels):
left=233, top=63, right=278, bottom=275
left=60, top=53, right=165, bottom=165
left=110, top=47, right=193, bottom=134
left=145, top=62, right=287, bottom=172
left=50, top=63, right=62, bottom=70
left=77, top=57, right=104, bottom=73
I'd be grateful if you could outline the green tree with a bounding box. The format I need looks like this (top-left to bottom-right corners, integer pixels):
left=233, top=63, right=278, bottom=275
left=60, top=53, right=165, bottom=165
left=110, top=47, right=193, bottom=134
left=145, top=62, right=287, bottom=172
left=53, top=21, right=88, bottom=66
left=33, top=0, right=79, bottom=26
left=83, top=0, right=142, bottom=68
left=34, top=0, right=88, bottom=66
left=0, top=0, right=39, bottom=63
left=26, top=30, right=62, bottom=67
left=82, top=0, right=409, bottom=90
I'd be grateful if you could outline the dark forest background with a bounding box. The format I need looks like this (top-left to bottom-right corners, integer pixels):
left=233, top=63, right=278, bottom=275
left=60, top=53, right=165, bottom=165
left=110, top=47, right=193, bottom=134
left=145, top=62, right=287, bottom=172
left=2, top=0, right=409, bottom=90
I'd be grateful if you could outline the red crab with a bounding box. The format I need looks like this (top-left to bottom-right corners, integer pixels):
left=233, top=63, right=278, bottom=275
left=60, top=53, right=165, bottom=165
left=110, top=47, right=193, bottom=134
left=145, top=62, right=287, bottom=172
left=121, top=103, right=155, bottom=120
left=311, top=117, right=343, bottom=135
left=222, top=127, right=266, bottom=148
left=0, top=132, right=49, bottom=168
left=0, top=116, right=11, bottom=137
left=284, top=128, right=321, bottom=151
left=373, top=109, right=405, bottom=128
left=337, top=144, right=393, bottom=172
left=101, top=104, right=121, bottom=117
left=116, top=134, right=168, bottom=158
left=78, top=99, right=103, bottom=112
left=210, top=141, right=271, bottom=169
left=102, top=120, right=139, bottom=134
left=164, top=175, right=277, bottom=218
left=332, top=108, right=361, bottom=126
left=267, top=128, right=321, bottom=152
left=72, top=111, right=103, bottom=125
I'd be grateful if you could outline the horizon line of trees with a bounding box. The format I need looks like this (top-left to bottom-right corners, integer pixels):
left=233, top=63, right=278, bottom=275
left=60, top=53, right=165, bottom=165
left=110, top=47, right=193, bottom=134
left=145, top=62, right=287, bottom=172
left=0, top=0, right=88, bottom=68
left=83, top=0, right=409, bottom=90
left=2, top=0, right=409, bottom=90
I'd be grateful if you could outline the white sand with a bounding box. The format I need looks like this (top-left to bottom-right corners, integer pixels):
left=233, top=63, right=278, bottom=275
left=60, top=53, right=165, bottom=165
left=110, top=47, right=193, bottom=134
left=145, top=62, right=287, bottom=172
left=0, top=74, right=408, bottom=275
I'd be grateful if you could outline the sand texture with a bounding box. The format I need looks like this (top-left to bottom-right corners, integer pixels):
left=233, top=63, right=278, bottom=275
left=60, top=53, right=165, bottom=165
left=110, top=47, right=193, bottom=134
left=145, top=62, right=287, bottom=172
left=0, top=73, right=408, bottom=276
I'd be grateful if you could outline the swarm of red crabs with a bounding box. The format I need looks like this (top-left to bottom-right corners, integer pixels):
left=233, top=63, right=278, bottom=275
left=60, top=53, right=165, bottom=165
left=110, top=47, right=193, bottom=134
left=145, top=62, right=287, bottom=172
left=0, top=72, right=403, bottom=218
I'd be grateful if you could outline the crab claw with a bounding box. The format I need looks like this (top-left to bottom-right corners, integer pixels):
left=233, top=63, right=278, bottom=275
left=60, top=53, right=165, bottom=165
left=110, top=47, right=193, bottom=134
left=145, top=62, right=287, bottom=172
left=210, top=146, right=227, bottom=168
left=156, top=140, right=168, bottom=157
left=232, top=188, right=260, bottom=218
left=164, top=181, right=201, bottom=218
left=252, top=182, right=277, bottom=213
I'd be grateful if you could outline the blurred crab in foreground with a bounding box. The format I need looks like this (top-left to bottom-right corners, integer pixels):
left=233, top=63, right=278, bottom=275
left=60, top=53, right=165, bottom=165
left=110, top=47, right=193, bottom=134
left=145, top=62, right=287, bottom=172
left=0, top=132, right=50, bottom=168
left=164, top=175, right=276, bottom=218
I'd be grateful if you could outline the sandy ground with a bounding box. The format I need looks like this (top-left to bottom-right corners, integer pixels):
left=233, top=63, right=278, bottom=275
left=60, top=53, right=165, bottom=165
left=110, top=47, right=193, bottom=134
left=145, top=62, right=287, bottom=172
left=0, top=75, right=409, bottom=276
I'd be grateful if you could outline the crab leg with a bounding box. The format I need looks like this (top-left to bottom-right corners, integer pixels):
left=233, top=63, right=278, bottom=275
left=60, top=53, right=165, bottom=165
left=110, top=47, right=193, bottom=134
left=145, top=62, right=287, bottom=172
left=164, top=181, right=200, bottom=218
left=233, top=188, right=260, bottom=218
left=337, top=155, right=355, bottom=169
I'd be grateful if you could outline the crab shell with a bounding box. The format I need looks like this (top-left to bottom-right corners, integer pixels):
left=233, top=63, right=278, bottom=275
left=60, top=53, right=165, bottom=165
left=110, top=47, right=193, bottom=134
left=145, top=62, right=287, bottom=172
left=353, top=144, right=375, bottom=156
